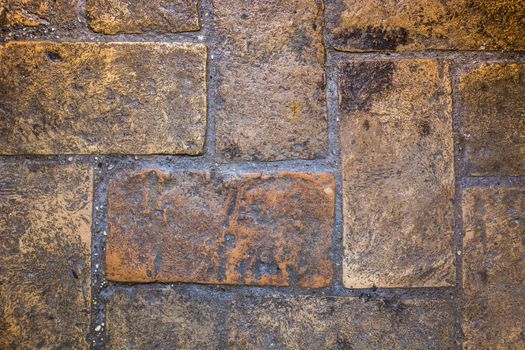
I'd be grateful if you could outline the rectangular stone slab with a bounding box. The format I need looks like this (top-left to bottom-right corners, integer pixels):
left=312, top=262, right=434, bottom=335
left=339, top=59, right=455, bottom=288
left=0, top=162, right=92, bottom=349
left=462, top=188, right=525, bottom=349
left=106, top=288, right=455, bottom=349
left=327, top=0, right=525, bottom=51
left=0, top=0, right=79, bottom=27
left=458, top=64, right=525, bottom=176
left=87, top=0, right=200, bottom=34
left=106, top=288, right=226, bottom=349
left=228, top=295, right=454, bottom=349
left=106, top=170, right=335, bottom=287
left=0, top=41, right=207, bottom=155
left=213, top=0, right=328, bottom=161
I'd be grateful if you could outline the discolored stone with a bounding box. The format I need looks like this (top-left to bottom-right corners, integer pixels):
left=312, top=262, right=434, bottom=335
left=106, top=288, right=226, bottom=349
left=0, top=41, right=207, bottom=155
left=87, top=0, right=200, bottom=34
left=462, top=188, right=525, bottom=349
left=229, top=295, right=454, bottom=349
left=0, top=162, right=92, bottom=349
left=106, top=170, right=334, bottom=287
left=106, top=288, right=454, bottom=349
left=0, top=0, right=79, bottom=27
left=340, top=59, right=455, bottom=288
left=327, top=0, right=525, bottom=51
left=213, top=0, right=327, bottom=161
left=458, top=64, right=525, bottom=176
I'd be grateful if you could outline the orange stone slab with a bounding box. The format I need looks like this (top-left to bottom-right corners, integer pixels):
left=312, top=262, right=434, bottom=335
left=106, top=170, right=335, bottom=287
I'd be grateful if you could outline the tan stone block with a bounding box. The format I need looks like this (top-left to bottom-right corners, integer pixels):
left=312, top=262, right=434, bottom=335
left=213, top=0, right=327, bottom=161
left=0, top=41, right=207, bottom=155
left=87, top=0, right=200, bottom=34
left=327, top=0, right=525, bottom=51
left=0, top=162, right=92, bottom=349
left=106, top=170, right=334, bottom=287
left=0, top=0, right=79, bottom=27
left=462, top=188, right=525, bottom=349
left=340, top=59, right=455, bottom=288
left=459, top=64, right=525, bottom=176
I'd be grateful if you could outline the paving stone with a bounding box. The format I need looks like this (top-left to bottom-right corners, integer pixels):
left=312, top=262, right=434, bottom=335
left=0, top=162, right=92, bottom=349
left=229, top=295, right=455, bottom=349
left=0, top=41, right=207, bottom=155
left=0, top=0, right=79, bottom=27
left=106, top=287, right=454, bottom=350
left=462, top=188, right=525, bottom=349
left=87, top=0, right=200, bottom=34
left=106, top=170, right=334, bottom=287
left=327, top=0, right=525, bottom=51
left=213, top=0, right=327, bottom=161
left=458, top=64, right=525, bottom=176
left=106, top=288, right=226, bottom=349
left=339, top=59, right=455, bottom=288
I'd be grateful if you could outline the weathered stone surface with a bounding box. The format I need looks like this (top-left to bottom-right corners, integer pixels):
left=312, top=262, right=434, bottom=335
left=0, top=41, right=207, bottom=155
left=459, top=64, right=525, bottom=176
left=214, top=0, right=327, bottom=161
left=340, top=59, right=455, bottom=288
left=229, top=296, right=455, bottom=349
left=0, top=0, right=79, bottom=27
left=462, top=188, right=525, bottom=349
left=87, top=0, right=199, bottom=34
left=327, top=0, right=525, bottom=51
left=0, top=162, right=92, bottom=349
left=106, top=288, right=454, bottom=349
left=107, top=170, right=334, bottom=287
left=106, top=288, right=226, bottom=349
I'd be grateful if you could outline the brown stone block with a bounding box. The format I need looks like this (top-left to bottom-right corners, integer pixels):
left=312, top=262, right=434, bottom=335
left=228, top=295, right=454, bottom=349
left=459, top=64, right=525, bottom=176
left=0, top=0, right=79, bottom=27
left=0, top=162, right=92, bottom=349
left=0, top=41, right=207, bottom=155
left=462, top=188, right=525, bottom=349
left=106, top=288, right=454, bottom=349
left=106, top=288, right=226, bottom=349
left=87, top=0, right=200, bottom=34
left=213, top=0, right=327, bottom=161
left=106, top=170, right=334, bottom=287
left=340, top=59, right=455, bottom=288
left=327, top=0, right=525, bottom=51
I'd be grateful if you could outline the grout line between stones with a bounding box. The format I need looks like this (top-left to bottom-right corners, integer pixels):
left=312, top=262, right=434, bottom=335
left=89, top=156, right=110, bottom=350
left=451, top=60, right=465, bottom=350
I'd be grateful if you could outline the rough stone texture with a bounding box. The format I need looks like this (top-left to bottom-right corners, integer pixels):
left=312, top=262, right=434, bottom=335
left=106, top=288, right=226, bottom=349
left=87, top=0, right=200, bottom=35
left=106, top=170, right=334, bottom=287
left=0, top=41, right=207, bottom=155
left=458, top=64, right=525, bottom=176
left=229, top=296, right=455, bottom=349
left=0, top=0, right=79, bottom=27
left=0, top=162, right=92, bottom=349
left=327, top=0, right=525, bottom=51
left=462, top=188, right=525, bottom=349
left=214, top=0, right=327, bottom=161
left=106, top=288, right=454, bottom=349
left=340, top=59, right=455, bottom=288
